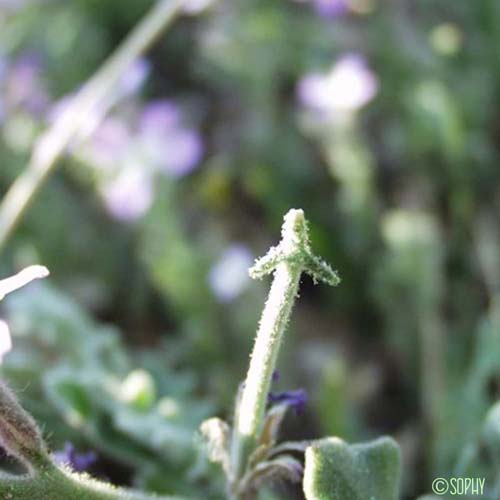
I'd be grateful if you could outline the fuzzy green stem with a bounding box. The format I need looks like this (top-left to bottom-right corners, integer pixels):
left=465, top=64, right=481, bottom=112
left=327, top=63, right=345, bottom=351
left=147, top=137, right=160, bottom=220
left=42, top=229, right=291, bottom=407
left=229, top=209, right=339, bottom=496
left=232, top=263, right=301, bottom=482
left=0, top=464, right=183, bottom=500
left=0, top=380, right=182, bottom=500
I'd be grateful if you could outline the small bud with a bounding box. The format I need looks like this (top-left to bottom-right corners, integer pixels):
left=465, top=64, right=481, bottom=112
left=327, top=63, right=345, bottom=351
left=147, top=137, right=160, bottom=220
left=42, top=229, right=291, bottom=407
left=249, top=209, right=340, bottom=286
left=0, top=380, right=48, bottom=467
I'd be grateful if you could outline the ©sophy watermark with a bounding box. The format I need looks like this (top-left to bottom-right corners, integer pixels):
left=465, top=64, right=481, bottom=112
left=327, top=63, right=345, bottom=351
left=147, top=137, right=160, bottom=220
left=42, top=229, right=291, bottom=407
left=432, top=477, right=485, bottom=496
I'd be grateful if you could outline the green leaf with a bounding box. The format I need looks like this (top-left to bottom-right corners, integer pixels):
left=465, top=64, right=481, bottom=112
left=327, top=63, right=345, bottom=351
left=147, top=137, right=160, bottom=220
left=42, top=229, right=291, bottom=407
left=303, top=436, right=401, bottom=500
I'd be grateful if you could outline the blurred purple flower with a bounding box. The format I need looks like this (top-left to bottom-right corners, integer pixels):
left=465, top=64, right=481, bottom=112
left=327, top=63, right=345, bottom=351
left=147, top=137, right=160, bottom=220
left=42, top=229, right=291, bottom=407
left=53, top=442, right=97, bottom=472
left=139, top=100, right=204, bottom=177
left=87, top=117, right=130, bottom=169
left=208, top=244, right=253, bottom=302
left=102, top=168, right=153, bottom=221
left=0, top=320, right=12, bottom=363
left=118, top=58, right=151, bottom=96
left=157, top=128, right=203, bottom=176
left=0, top=0, right=25, bottom=10
left=140, top=100, right=181, bottom=135
left=297, top=53, right=378, bottom=114
left=272, top=370, right=280, bottom=382
left=268, top=389, right=308, bottom=415
left=313, top=0, right=348, bottom=17
left=6, top=53, right=49, bottom=114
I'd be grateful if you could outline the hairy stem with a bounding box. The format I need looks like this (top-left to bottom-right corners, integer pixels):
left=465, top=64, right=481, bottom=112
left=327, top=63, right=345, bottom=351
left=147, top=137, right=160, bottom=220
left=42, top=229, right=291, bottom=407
left=229, top=209, right=339, bottom=497
left=231, top=263, right=301, bottom=482
left=0, top=463, right=183, bottom=500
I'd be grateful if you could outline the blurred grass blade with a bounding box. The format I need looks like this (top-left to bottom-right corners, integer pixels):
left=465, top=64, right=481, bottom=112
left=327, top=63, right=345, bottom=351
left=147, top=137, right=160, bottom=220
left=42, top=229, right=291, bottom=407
left=0, top=0, right=187, bottom=252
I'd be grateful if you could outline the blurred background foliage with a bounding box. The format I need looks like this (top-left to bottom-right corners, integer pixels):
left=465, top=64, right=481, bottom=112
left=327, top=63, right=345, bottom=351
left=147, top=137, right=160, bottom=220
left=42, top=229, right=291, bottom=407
left=1, top=0, right=500, bottom=498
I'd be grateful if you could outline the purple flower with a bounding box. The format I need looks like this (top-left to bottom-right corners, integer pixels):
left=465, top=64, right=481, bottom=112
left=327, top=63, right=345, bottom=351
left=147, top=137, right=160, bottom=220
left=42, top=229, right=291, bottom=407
left=139, top=100, right=204, bottom=177
left=53, top=442, right=97, bottom=472
left=272, top=370, right=280, bottom=382
left=5, top=53, right=49, bottom=114
left=157, top=127, right=203, bottom=176
left=101, top=167, right=153, bottom=221
left=313, top=0, right=348, bottom=17
left=268, top=389, right=308, bottom=415
left=85, top=117, right=131, bottom=170
left=297, top=53, right=378, bottom=114
left=208, top=244, right=253, bottom=302
left=118, top=58, right=151, bottom=96
left=140, top=100, right=181, bottom=134
left=0, top=0, right=25, bottom=11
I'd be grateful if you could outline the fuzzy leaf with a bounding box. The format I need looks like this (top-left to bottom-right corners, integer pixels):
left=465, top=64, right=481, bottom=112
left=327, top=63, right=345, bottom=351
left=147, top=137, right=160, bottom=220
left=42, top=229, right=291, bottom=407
left=303, top=436, right=401, bottom=500
left=258, top=404, right=288, bottom=448
left=249, top=245, right=285, bottom=280
left=304, top=254, right=341, bottom=287
left=0, top=380, right=49, bottom=467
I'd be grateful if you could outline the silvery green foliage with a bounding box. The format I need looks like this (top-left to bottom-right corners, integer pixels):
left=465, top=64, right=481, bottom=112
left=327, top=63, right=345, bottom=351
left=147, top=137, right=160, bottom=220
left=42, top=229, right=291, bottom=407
left=0, top=382, right=182, bottom=500
left=303, top=437, right=401, bottom=500
left=2, top=283, right=214, bottom=496
left=0, top=268, right=183, bottom=499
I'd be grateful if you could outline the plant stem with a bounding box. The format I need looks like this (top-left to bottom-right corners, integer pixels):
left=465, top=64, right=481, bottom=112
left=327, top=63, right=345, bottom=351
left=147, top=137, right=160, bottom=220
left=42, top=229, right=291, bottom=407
left=0, top=0, right=187, bottom=253
left=0, top=380, right=183, bottom=499
left=232, top=262, right=301, bottom=482
left=0, top=463, right=184, bottom=500
left=229, top=209, right=340, bottom=496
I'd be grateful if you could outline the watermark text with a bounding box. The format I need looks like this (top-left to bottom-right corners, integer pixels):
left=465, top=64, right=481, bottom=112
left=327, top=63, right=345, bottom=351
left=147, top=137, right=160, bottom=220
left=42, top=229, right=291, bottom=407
left=432, top=477, right=485, bottom=496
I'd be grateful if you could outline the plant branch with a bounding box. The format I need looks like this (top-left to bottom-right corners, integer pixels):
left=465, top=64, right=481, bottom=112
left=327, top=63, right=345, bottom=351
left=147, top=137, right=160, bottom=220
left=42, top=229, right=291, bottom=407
left=229, top=209, right=339, bottom=496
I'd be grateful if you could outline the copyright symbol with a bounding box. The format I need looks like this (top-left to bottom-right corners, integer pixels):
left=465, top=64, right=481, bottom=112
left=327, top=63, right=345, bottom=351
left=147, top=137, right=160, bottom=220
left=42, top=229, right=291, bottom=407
left=432, top=478, right=449, bottom=495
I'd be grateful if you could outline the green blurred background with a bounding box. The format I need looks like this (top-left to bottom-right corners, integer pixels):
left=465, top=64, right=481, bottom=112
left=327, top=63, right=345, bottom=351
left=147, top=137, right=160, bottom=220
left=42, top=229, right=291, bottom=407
left=2, top=0, right=500, bottom=498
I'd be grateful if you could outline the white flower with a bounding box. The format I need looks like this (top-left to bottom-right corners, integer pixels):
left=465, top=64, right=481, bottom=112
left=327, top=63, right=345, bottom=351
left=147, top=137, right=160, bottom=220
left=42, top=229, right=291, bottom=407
left=101, top=167, right=154, bottom=221
left=0, top=265, right=49, bottom=301
left=0, top=265, right=49, bottom=363
left=297, top=53, right=378, bottom=114
left=0, top=320, right=12, bottom=363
